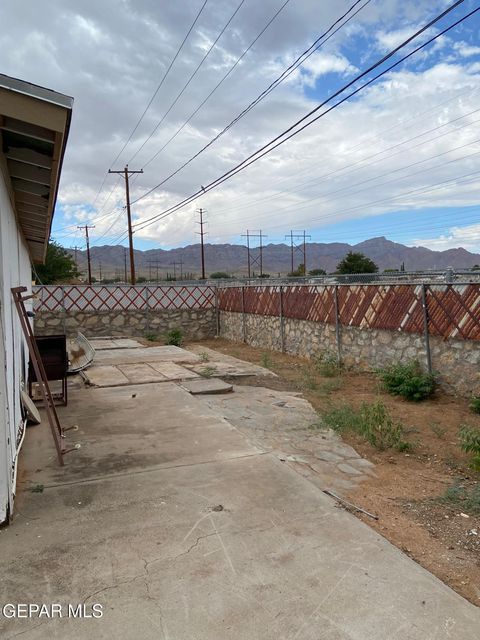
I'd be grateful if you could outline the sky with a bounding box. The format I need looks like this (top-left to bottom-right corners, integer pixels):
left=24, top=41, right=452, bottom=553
left=1, top=0, right=480, bottom=253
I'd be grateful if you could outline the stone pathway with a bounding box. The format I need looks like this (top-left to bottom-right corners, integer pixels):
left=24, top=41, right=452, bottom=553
left=200, top=385, right=375, bottom=496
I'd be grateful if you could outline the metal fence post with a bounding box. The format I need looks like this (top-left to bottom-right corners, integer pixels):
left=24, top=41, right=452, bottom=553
left=241, top=286, right=246, bottom=343
left=61, top=286, right=66, bottom=335
left=421, top=284, right=433, bottom=374
left=144, top=286, right=150, bottom=334
left=334, top=285, right=341, bottom=363
left=279, top=285, right=285, bottom=352
left=215, top=285, right=220, bottom=337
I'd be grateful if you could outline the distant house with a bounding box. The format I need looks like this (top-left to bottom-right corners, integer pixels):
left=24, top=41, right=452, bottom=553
left=0, top=74, right=72, bottom=524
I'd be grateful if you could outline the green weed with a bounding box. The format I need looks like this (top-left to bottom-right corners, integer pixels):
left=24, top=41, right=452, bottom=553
left=377, top=360, right=436, bottom=402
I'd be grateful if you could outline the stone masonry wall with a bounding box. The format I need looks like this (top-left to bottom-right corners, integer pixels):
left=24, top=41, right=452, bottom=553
left=220, top=310, right=480, bottom=397
left=35, top=308, right=217, bottom=341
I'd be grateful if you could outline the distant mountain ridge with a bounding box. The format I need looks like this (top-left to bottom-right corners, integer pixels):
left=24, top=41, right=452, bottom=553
left=68, top=236, right=480, bottom=279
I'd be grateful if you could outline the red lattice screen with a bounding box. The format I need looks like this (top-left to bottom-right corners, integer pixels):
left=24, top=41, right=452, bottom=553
left=218, top=283, right=480, bottom=341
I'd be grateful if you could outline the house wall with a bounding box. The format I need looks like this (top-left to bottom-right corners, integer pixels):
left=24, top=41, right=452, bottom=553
left=0, top=168, right=31, bottom=524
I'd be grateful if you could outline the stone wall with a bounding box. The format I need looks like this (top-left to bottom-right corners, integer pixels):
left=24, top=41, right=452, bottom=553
left=219, top=310, right=480, bottom=396
left=35, top=308, right=217, bottom=341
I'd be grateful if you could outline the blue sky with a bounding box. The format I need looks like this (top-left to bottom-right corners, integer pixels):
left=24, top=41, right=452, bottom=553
left=2, top=0, right=479, bottom=254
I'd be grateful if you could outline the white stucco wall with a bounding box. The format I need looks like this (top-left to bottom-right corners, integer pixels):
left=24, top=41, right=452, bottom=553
left=0, top=167, right=31, bottom=524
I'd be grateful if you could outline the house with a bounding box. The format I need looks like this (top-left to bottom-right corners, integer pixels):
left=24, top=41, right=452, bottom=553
left=0, top=74, right=72, bottom=524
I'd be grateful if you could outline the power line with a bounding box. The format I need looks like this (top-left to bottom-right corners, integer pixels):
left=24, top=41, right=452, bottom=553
left=134, top=0, right=373, bottom=190
left=131, top=0, right=474, bottom=230
left=132, top=0, right=294, bottom=176
left=127, top=0, right=247, bottom=165
left=211, top=138, right=480, bottom=228
left=90, top=0, right=209, bottom=208
left=210, top=107, right=480, bottom=218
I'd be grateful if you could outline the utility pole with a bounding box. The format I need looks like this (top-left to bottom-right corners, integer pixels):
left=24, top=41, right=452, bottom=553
left=124, top=247, right=128, bottom=283
left=285, top=230, right=311, bottom=275
left=196, top=208, right=207, bottom=279
left=71, top=245, right=79, bottom=266
left=241, top=230, right=266, bottom=278
left=109, top=165, right=143, bottom=285
left=77, top=225, right=95, bottom=284
left=98, top=261, right=102, bottom=282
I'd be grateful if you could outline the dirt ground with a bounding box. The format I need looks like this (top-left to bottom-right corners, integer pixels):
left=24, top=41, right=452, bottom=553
left=189, top=337, right=480, bottom=606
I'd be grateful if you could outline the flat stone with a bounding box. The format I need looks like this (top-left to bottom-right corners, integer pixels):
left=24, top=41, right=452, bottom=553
left=94, top=346, right=201, bottom=365
left=118, top=364, right=168, bottom=384
left=338, top=462, right=364, bottom=476
left=181, top=378, right=233, bottom=395
left=89, top=338, right=143, bottom=350
left=149, top=362, right=199, bottom=381
left=83, top=365, right=130, bottom=387
left=315, top=450, right=344, bottom=463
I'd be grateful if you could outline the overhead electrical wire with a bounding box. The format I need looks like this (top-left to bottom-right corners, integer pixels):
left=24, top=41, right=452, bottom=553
left=211, top=143, right=480, bottom=228
left=131, top=0, right=475, bottom=231
left=133, top=0, right=372, bottom=179
left=90, top=0, right=209, bottom=207
left=131, top=0, right=295, bottom=173
left=210, top=113, right=480, bottom=219
left=127, top=0, right=248, bottom=165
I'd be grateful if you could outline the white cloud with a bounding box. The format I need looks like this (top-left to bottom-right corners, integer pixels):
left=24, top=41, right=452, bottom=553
left=299, top=52, right=357, bottom=87
left=1, top=0, right=479, bottom=250
left=453, top=41, right=480, bottom=58
left=413, top=222, right=480, bottom=251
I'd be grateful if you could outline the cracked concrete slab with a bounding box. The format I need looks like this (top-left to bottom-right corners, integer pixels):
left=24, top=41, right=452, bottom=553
left=3, top=351, right=479, bottom=638
left=4, top=455, right=479, bottom=639
left=89, top=338, right=143, bottom=350
left=94, top=345, right=201, bottom=366
left=148, top=362, right=199, bottom=380
left=186, top=345, right=277, bottom=377
left=181, top=378, right=233, bottom=395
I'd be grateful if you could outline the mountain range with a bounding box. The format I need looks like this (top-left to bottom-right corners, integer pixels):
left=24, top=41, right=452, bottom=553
left=68, top=236, right=480, bottom=280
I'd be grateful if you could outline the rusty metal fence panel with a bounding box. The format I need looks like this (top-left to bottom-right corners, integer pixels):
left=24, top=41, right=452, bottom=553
left=218, top=283, right=480, bottom=342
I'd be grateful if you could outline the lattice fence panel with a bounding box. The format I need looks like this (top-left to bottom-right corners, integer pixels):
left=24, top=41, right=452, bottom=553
left=282, top=286, right=336, bottom=323
left=244, top=286, right=280, bottom=316
left=218, top=287, right=243, bottom=312
left=146, top=286, right=216, bottom=310
left=34, top=285, right=216, bottom=312
left=426, top=284, right=480, bottom=340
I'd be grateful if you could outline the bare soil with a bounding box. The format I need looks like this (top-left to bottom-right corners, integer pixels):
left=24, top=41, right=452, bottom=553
left=191, top=337, right=480, bottom=606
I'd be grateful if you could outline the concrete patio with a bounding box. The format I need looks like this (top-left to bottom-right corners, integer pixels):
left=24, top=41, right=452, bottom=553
left=1, top=343, right=479, bottom=639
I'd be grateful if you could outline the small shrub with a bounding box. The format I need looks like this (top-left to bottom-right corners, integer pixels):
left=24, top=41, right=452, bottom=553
left=430, top=422, right=447, bottom=439
left=165, top=328, right=183, bottom=347
left=31, top=484, right=44, bottom=493
left=458, top=424, right=480, bottom=472
left=441, top=482, right=480, bottom=515
left=377, top=360, right=436, bottom=401
left=199, top=366, right=216, bottom=378
left=144, top=332, right=158, bottom=342
left=315, top=350, right=342, bottom=377
left=260, top=352, right=273, bottom=369
left=469, top=395, right=480, bottom=414
left=322, top=400, right=410, bottom=451
left=199, top=351, right=210, bottom=363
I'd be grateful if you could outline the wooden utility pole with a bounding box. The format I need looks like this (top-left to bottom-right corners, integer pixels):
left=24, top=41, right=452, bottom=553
left=78, top=225, right=95, bottom=284
left=109, top=165, right=143, bottom=285
left=123, top=248, right=128, bottom=283
left=196, top=208, right=207, bottom=279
